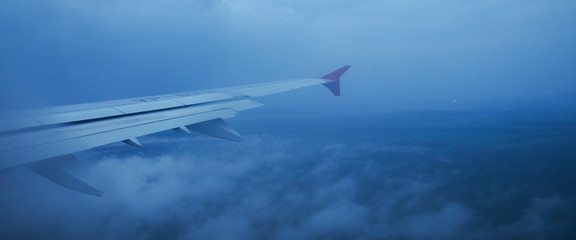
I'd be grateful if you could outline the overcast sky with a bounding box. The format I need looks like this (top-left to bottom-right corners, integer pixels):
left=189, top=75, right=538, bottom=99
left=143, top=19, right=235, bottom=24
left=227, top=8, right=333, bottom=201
left=1, top=0, right=575, bottom=113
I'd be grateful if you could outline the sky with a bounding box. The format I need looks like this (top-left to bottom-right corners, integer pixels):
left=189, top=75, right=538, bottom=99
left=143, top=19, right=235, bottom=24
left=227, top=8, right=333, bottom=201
left=1, top=0, right=575, bottom=113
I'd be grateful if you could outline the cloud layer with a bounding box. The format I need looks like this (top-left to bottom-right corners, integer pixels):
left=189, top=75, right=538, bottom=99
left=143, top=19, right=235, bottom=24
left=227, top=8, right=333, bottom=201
left=2, top=114, right=576, bottom=239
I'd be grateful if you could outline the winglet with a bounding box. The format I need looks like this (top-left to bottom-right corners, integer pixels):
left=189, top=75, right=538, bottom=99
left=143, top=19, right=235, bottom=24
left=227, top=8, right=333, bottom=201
left=320, top=65, right=350, bottom=96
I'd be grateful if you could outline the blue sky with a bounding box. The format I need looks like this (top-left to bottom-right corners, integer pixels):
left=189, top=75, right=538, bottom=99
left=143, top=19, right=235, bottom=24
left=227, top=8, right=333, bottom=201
left=1, top=0, right=575, bottom=112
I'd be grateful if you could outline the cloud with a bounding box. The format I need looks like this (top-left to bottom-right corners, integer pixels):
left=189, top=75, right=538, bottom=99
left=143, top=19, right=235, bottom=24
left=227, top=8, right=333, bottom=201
left=2, top=120, right=576, bottom=239
left=0, top=133, right=456, bottom=239
left=399, top=203, right=473, bottom=239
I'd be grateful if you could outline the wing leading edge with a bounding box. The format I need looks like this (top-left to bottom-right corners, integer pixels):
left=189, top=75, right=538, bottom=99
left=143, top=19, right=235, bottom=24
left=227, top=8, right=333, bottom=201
left=0, top=65, right=350, bottom=196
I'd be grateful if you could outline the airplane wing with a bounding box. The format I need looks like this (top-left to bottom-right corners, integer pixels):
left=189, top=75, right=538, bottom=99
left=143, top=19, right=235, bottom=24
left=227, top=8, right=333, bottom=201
left=0, top=65, right=350, bottom=196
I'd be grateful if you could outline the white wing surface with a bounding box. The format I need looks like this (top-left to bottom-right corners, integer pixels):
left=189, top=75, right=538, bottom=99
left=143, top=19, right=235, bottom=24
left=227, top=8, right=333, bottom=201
left=0, top=66, right=350, bottom=196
